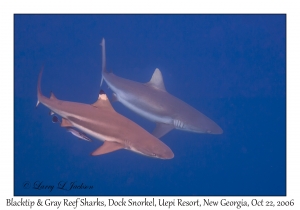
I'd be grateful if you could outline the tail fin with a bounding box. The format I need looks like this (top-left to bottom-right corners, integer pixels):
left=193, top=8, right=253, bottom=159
left=36, top=67, right=44, bottom=107
left=100, top=38, right=107, bottom=87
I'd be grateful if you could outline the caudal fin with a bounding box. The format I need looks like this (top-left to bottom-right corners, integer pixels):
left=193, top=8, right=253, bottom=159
left=100, top=38, right=107, bottom=87
left=36, top=67, right=44, bottom=107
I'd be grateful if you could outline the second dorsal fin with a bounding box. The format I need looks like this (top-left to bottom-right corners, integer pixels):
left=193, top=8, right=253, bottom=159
left=146, top=68, right=166, bottom=91
left=50, top=92, right=57, bottom=100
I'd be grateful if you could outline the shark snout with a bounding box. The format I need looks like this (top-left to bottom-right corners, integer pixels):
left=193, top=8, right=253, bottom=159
left=160, top=148, right=174, bottom=159
left=203, top=119, right=223, bottom=134
left=194, top=115, right=223, bottom=135
left=206, top=124, right=223, bottom=134
left=151, top=144, right=174, bottom=159
left=185, top=118, right=223, bottom=135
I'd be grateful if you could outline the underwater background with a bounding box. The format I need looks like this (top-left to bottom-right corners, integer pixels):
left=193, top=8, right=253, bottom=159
left=14, top=14, right=286, bottom=196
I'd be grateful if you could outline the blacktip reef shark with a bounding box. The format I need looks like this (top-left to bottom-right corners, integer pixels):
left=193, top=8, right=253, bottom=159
left=36, top=69, right=174, bottom=159
left=100, top=38, right=223, bottom=138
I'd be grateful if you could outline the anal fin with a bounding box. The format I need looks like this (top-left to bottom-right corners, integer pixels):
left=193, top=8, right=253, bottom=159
left=91, top=141, right=124, bottom=156
left=152, top=123, right=174, bottom=138
left=61, top=118, right=73, bottom=127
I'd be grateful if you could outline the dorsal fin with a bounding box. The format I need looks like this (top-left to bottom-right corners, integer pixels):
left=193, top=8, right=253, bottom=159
left=50, top=92, right=57, bottom=100
left=92, top=90, right=115, bottom=111
left=146, top=68, right=166, bottom=91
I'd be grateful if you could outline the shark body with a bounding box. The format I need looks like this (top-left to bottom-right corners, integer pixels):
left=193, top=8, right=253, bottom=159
left=36, top=69, right=174, bottom=159
left=101, top=38, right=223, bottom=138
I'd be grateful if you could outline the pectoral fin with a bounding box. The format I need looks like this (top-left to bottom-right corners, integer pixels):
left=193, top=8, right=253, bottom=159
left=91, top=141, right=125, bottom=156
left=152, top=123, right=174, bottom=138
left=61, top=118, right=73, bottom=127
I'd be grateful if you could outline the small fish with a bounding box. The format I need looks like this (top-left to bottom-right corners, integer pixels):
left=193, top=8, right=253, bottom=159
left=51, top=115, right=91, bottom=142
left=66, top=128, right=92, bottom=142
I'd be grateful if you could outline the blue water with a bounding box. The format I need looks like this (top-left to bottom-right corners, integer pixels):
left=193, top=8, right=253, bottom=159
left=14, top=15, right=286, bottom=196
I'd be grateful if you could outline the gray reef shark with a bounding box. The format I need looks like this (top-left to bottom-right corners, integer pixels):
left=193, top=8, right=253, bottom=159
left=36, top=69, right=174, bottom=159
left=100, top=38, right=223, bottom=138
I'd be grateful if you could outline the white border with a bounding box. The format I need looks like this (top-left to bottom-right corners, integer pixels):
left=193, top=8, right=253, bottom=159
left=1, top=0, right=298, bottom=209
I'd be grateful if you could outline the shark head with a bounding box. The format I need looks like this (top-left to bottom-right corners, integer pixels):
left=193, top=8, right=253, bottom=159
left=174, top=111, right=223, bottom=135
left=151, top=145, right=174, bottom=159
left=132, top=137, right=174, bottom=159
left=142, top=146, right=174, bottom=160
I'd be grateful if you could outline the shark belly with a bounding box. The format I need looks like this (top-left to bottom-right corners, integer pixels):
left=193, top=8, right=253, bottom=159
left=116, top=92, right=173, bottom=125
left=70, top=121, right=119, bottom=143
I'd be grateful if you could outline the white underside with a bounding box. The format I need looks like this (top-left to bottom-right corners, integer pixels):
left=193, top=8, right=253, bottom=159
left=116, top=93, right=173, bottom=125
